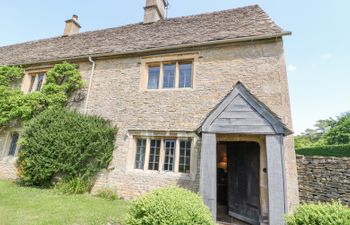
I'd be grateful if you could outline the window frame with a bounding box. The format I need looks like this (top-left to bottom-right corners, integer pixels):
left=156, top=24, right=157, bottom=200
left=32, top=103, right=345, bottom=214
left=7, top=132, right=19, bottom=156
left=26, top=72, right=47, bottom=93
left=178, top=140, right=191, bottom=173
left=148, top=139, right=161, bottom=171
left=141, top=53, right=197, bottom=91
left=132, top=135, right=194, bottom=175
left=134, top=139, right=147, bottom=170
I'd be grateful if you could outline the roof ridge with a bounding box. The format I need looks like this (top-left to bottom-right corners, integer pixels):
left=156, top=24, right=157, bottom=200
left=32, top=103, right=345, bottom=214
left=0, top=4, right=261, bottom=49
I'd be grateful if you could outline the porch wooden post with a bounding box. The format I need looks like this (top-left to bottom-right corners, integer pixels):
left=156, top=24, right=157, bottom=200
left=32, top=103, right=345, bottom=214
left=266, top=135, right=287, bottom=225
left=199, top=132, right=217, bottom=220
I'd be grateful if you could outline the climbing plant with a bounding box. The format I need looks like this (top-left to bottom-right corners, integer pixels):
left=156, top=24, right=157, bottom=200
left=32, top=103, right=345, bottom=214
left=0, top=62, right=83, bottom=127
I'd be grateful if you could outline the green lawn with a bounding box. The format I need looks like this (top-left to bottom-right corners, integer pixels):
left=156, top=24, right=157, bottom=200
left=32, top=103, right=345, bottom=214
left=0, top=180, right=130, bottom=225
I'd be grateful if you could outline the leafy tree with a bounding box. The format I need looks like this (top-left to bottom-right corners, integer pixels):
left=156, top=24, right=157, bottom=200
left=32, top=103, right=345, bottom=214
left=325, top=112, right=350, bottom=145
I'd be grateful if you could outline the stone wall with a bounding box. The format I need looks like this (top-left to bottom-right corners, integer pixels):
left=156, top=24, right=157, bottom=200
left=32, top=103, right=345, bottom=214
left=0, top=39, right=299, bottom=210
left=0, top=157, right=17, bottom=180
left=297, top=155, right=350, bottom=206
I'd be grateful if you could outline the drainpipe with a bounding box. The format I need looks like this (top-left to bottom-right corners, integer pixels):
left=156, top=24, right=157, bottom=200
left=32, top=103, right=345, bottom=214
left=84, top=56, right=96, bottom=114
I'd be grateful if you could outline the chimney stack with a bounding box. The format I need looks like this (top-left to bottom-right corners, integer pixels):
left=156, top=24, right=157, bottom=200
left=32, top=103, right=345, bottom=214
left=144, top=0, right=168, bottom=24
left=63, top=15, right=81, bottom=36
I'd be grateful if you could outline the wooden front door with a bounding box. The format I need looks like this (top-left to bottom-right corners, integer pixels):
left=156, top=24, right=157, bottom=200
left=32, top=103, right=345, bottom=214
left=227, top=142, right=260, bottom=225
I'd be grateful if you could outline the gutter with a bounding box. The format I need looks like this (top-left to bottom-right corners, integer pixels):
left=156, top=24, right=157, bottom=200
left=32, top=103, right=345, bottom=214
left=83, top=56, right=96, bottom=114
left=12, top=32, right=291, bottom=66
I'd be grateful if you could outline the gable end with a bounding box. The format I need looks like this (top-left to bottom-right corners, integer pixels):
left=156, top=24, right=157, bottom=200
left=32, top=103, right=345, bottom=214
left=201, top=82, right=292, bottom=135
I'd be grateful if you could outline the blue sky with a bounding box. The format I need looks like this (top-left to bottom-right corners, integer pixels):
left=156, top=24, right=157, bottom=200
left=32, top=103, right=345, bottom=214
left=1, top=0, right=349, bottom=134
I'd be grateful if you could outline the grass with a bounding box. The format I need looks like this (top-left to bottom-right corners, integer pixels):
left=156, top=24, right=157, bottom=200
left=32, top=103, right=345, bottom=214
left=0, top=180, right=130, bottom=225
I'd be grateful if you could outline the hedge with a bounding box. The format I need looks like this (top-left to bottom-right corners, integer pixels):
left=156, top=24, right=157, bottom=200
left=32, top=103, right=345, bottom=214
left=296, top=144, right=350, bottom=157
left=285, top=201, right=350, bottom=225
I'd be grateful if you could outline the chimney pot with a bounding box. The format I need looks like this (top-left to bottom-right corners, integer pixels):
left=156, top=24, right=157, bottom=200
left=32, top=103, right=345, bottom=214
left=72, top=15, right=78, bottom=21
left=63, top=14, right=81, bottom=36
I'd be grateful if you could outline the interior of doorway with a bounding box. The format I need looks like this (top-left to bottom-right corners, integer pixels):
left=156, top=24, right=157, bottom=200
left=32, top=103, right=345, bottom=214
left=216, top=141, right=260, bottom=225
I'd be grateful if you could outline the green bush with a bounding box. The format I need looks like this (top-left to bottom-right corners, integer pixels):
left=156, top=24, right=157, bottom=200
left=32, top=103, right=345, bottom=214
left=54, top=177, right=92, bottom=194
left=96, top=189, right=119, bottom=201
left=286, top=202, right=350, bottom=225
left=296, top=144, right=350, bottom=157
left=18, top=108, right=116, bottom=188
left=127, top=187, right=215, bottom=225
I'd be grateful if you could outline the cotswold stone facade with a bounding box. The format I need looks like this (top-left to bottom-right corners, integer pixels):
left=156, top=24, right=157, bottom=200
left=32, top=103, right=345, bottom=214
left=297, top=155, right=350, bottom=206
left=0, top=3, right=299, bottom=224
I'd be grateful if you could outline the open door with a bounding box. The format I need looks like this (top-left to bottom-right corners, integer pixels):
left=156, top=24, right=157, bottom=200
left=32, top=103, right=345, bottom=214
left=227, top=142, right=260, bottom=225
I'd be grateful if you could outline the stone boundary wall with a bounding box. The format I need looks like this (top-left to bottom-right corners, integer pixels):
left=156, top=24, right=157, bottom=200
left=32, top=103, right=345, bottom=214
left=296, top=155, right=350, bottom=206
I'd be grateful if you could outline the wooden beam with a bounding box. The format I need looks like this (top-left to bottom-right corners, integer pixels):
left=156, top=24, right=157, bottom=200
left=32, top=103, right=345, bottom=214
left=199, top=133, right=217, bottom=220
left=266, top=135, right=287, bottom=225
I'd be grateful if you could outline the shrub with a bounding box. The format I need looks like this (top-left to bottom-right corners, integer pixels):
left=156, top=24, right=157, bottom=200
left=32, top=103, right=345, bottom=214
left=96, top=189, right=119, bottom=201
left=286, top=202, right=350, bottom=225
left=17, top=108, right=116, bottom=188
left=127, top=187, right=215, bottom=225
left=296, top=144, right=350, bottom=157
left=55, top=177, right=92, bottom=194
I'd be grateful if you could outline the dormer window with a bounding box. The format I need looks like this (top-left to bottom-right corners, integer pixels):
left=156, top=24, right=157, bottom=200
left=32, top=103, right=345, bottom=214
left=146, top=61, right=193, bottom=90
left=28, top=72, right=46, bottom=92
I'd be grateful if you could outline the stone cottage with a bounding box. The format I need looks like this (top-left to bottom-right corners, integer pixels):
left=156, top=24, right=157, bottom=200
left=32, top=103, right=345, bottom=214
left=0, top=1, right=299, bottom=224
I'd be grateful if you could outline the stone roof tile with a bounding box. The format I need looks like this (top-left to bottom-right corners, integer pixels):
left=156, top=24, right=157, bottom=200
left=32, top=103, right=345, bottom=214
left=0, top=5, right=285, bottom=65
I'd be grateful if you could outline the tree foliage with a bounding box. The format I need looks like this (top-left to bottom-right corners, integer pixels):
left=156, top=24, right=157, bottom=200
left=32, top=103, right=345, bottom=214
left=0, top=62, right=83, bottom=127
left=17, top=108, right=116, bottom=187
left=295, top=113, right=350, bottom=148
left=324, top=113, right=350, bottom=145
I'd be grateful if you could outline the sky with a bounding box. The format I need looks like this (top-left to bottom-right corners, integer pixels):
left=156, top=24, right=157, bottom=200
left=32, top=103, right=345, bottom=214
left=1, top=0, right=349, bottom=134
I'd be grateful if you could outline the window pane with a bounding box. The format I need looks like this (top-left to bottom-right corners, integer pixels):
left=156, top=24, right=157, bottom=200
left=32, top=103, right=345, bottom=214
left=163, top=64, right=176, bottom=88
left=179, top=63, right=192, bottom=88
left=163, top=140, right=176, bottom=171
left=148, top=140, right=161, bottom=170
left=135, top=139, right=146, bottom=169
left=179, top=140, right=191, bottom=173
left=8, top=132, right=19, bottom=156
left=148, top=66, right=160, bottom=89
left=29, top=76, right=36, bottom=92
left=36, top=73, right=45, bottom=91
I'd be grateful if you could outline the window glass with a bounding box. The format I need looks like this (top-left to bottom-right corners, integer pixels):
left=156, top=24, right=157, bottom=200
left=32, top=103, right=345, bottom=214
left=148, top=66, right=160, bottom=89
left=36, top=73, right=45, bottom=91
left=8, top=132, right=19, bottom=156
left=28, top=76, right=36, bottom=92
left=179, top=63, right=192, bottom=88
left=148, top=140, right=161, bottom=170
left=179, top=140, right=191, bottom=173
left=135, top=139, right=146, bottom=169
left=163, top=140, right=176, bottom=171
left=162, top=64, right=176, bottom=88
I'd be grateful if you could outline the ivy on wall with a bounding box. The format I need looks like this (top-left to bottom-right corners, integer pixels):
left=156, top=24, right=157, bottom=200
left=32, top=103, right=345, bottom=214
left=0, top=62, right=83, bottom=127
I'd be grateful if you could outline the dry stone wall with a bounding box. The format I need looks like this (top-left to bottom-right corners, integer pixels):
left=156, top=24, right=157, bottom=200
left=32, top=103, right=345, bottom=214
left=297, top=155, right=350, bottom=206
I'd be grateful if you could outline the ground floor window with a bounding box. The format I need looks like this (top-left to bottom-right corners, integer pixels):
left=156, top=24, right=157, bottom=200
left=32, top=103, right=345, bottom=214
left=134, top=137, right=192, bottom=173
left=134, top=139, right=146, bottom=169
left=8, top=132, right=19, bottom=156
left=148, top=140, right=161, bottom=170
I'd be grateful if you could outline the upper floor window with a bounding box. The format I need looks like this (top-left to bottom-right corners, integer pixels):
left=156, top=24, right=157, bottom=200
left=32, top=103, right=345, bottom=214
left=146, top=61, right=193, bottom=90
left=8, top=132, right=19, bottom=156
left=28, top=72, right=46, bottom=92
